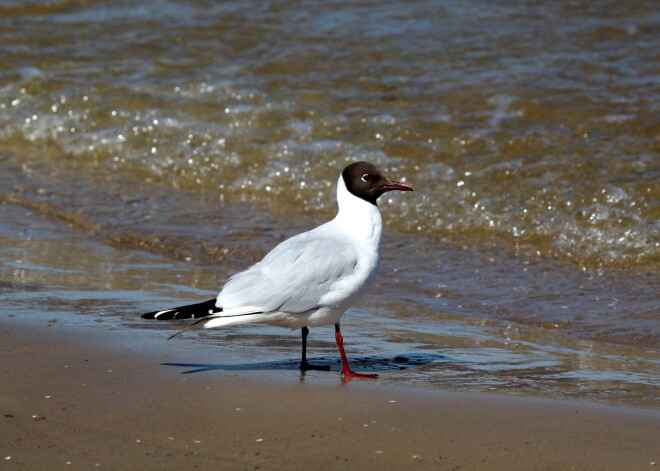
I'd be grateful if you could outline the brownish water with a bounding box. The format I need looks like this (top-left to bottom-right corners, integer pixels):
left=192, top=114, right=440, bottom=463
left=0, top=0, right=658, bottom=406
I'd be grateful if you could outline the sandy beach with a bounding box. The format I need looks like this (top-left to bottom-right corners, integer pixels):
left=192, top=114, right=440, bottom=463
left=1, top=322, right=657, bottom=471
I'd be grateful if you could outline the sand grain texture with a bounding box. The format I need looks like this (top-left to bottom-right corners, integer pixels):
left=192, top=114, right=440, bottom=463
left=1, top=324, right=658, bottom=470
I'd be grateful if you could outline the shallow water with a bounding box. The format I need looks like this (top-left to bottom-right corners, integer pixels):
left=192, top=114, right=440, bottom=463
left=1, top=200, right=657, bottom=407
left=1, top=0, right=658, bottom=266
left=0, top=0, right=658, bottom=406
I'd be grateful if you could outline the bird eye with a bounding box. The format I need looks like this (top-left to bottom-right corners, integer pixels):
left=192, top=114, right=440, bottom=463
left=361, top=174, right=370, bottom=183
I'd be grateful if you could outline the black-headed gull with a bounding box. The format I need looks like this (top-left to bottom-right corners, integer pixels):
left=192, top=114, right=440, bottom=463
left=141, top=161, right=413, bottom=379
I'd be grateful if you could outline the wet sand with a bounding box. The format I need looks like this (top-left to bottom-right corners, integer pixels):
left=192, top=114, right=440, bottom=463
left=1, top=322, right=657, bottom=470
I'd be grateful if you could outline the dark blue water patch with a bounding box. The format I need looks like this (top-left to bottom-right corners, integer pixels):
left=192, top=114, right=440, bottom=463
left=161, top=353, right=450, bottom=375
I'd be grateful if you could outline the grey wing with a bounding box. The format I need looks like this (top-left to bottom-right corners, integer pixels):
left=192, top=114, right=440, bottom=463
left=216, top=232, right=359, bottom=314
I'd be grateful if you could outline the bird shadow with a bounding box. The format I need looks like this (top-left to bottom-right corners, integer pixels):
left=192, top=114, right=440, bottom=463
left=162, top=353, right=450, bottom=375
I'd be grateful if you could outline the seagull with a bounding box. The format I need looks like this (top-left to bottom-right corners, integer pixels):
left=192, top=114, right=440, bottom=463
left=141, top=161, right=413, bottom=379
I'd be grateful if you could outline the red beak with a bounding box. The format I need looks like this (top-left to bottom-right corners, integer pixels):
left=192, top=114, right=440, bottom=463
left=382, top=180, right=414, bottom=192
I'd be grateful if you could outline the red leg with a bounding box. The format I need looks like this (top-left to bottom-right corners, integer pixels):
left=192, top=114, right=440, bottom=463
left=335, top=323, right=378, bottom=380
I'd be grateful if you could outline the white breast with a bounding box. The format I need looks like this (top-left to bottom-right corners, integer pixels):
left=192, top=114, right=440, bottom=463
left=317, top=176, right=383, bottom=308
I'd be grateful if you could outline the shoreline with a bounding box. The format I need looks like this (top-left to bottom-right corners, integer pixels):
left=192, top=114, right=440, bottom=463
left=1, top=320, right=657, bottom=470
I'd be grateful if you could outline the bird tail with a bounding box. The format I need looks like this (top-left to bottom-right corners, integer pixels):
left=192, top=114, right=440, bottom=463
left=141, top=299, right=264, bottom=339
left=141, top=298, right=221, bottom=320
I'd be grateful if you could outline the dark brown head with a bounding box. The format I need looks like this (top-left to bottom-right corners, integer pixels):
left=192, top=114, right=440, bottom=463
left=341, top=161, right=413, bottom=205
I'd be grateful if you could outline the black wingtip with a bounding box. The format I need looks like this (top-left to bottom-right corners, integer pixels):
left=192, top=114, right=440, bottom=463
left=140, top=299, right=221, bottom=320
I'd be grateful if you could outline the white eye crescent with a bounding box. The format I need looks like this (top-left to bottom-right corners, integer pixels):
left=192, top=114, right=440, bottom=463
left=361, top=174, right=370, bottom=183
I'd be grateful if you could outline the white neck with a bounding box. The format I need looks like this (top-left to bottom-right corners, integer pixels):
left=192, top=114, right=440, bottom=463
left=332, top=175, right=383, bottom=247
